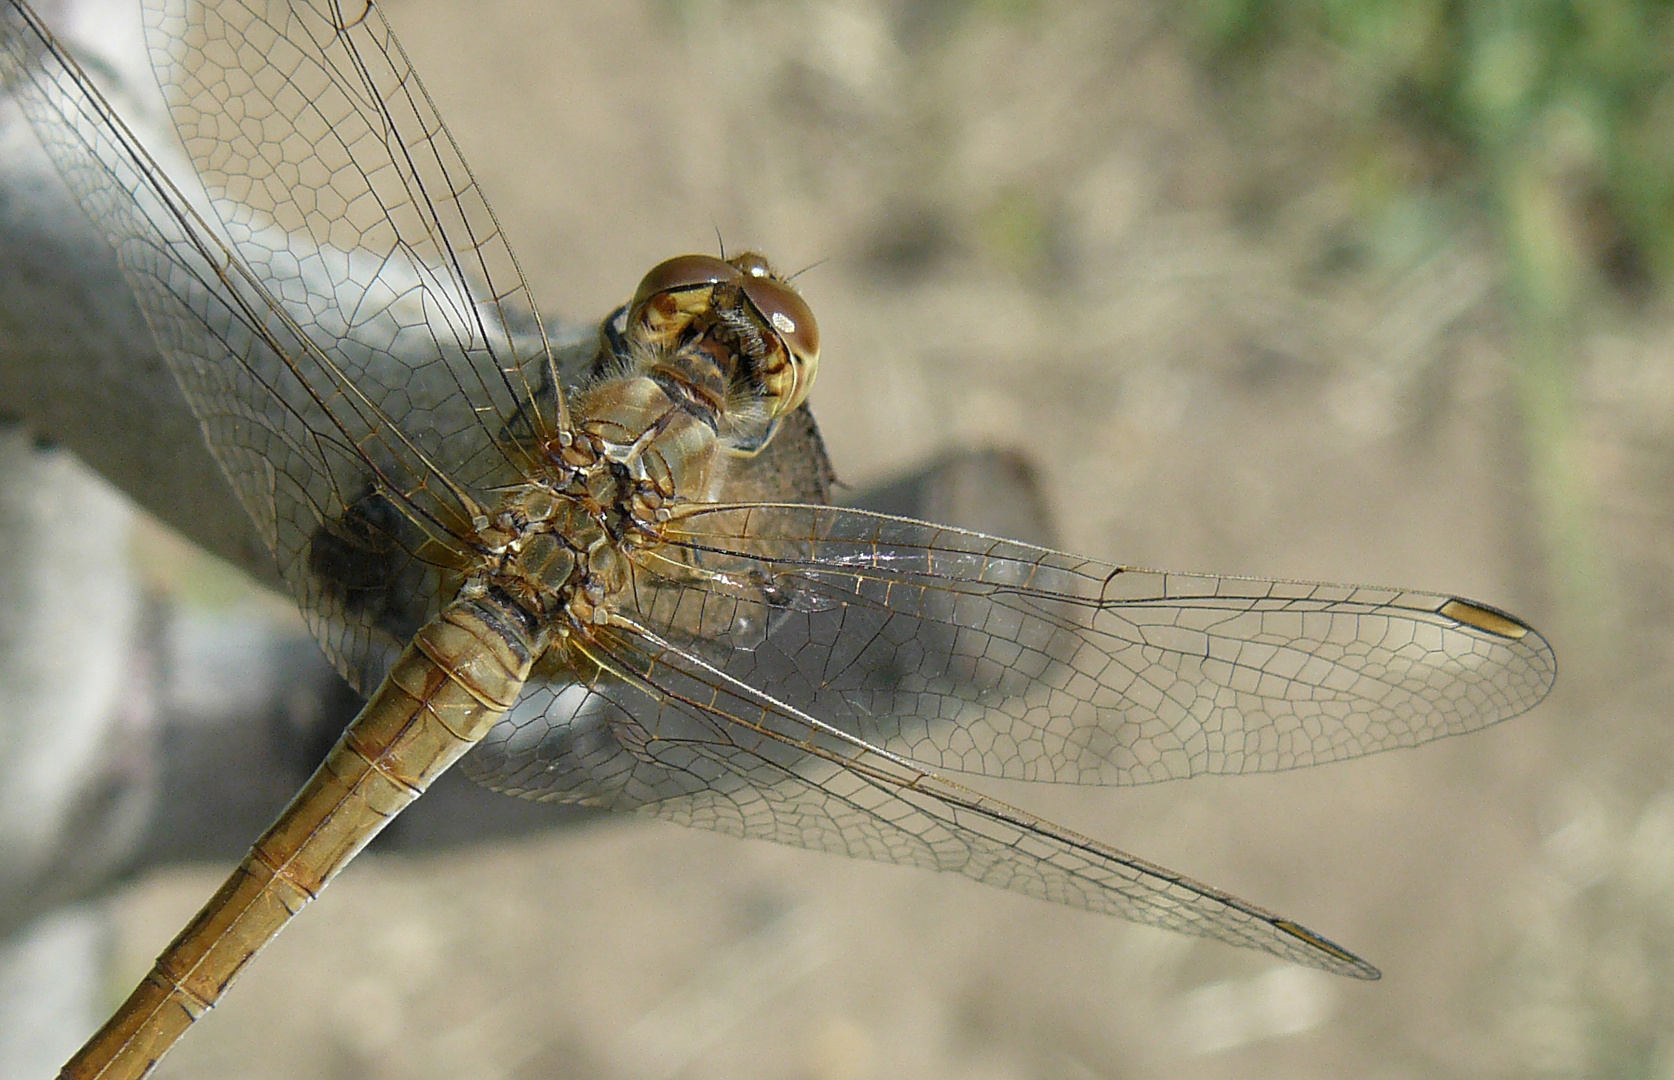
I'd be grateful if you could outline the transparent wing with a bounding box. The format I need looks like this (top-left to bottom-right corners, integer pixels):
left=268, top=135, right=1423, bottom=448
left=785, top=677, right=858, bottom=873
left=463, top=502, right=1548, bottom=969
left=468, top=503, right=1553, bottom=793
left=0, top=0, right=555, bottom=690
left=145, top=0, right=558, bottom=463
left=465, top=621, right=1381, bottom=979
left=647, top=504, right=1555, bottom=784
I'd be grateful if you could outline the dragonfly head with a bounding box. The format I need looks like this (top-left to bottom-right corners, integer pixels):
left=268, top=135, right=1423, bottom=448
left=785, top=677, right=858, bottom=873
left=626, top=252, right=821, bottom=429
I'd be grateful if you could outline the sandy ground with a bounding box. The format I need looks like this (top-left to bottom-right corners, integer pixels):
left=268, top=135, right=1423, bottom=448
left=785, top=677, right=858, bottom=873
left=71, top=0, right=1674, bottom=1077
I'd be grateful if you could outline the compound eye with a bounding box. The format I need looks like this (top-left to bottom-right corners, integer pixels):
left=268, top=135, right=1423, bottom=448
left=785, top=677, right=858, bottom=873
left=631, top=254, right=741, bottom=309
left=740, top=275, right=820, bottom=366
left=740, top=274, right=820, bottom=415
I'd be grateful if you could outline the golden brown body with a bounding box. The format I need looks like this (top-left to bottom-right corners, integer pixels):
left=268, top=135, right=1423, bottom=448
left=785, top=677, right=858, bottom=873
left=61, top=600, right=542, bottom=1079
left=58, top=248, right=819, bottom=1078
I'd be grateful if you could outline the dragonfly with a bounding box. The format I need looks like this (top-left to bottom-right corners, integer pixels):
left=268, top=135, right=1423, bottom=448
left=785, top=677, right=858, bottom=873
left=0, top=1, right=1555, bottom=1077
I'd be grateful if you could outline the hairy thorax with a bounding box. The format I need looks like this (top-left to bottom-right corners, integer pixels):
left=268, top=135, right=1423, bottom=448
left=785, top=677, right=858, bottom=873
left=462, top=250, right=822, bottom=653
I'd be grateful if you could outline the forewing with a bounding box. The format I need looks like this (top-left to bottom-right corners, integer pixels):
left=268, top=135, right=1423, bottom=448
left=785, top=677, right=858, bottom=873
left=146, top=0, right=557, bottom=468
left=0, top=1, right=549, bottom=690
left=464, top=623, right=1380, bottom=979
left=621, top=504, right=1556, bottom=785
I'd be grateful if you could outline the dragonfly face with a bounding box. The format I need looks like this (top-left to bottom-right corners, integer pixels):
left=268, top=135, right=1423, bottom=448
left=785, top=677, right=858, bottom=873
left=617, top=251, right=820, bottom=457
left=0, top=0, right=1556, bottom=1075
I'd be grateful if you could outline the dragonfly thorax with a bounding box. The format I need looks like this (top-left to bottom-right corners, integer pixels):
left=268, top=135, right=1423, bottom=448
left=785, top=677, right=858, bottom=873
left=467, top=426, right=671, bottom=634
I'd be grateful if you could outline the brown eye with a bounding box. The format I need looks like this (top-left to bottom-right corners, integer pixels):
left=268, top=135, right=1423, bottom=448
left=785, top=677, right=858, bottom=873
left=630, top=254, right=741, bottom=309
left=739, top=275, right=820, bottom=366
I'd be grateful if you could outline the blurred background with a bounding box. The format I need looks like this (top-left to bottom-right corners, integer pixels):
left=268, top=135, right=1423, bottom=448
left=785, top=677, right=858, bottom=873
left=5, top=0, right=1674, bottom=1076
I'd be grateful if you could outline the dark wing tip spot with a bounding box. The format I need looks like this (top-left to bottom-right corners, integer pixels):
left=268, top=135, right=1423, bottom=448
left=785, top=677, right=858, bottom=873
left=1439, top=598, right=1531, bottom=641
